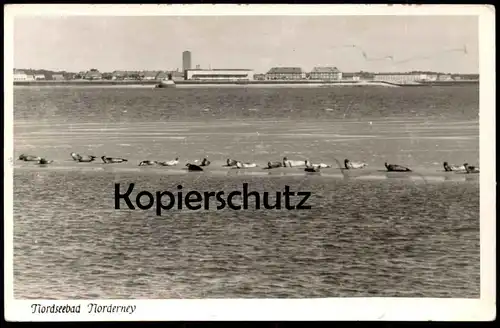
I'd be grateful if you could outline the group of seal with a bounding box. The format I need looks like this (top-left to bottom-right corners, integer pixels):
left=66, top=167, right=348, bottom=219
left=443, top=162, right=480, bottom=174
left=17, top=152, right=480, bottom=174
left=73, top=153, right=211, bottom=171
left=225, top=157, right=480, bottom=174
left=71, top=152, right=127, bottom=164
left=71, top=153, right=210, bottom=171
left=71, top=153, right=182, bottom=166
left=225, top=157, right=366, bottom=173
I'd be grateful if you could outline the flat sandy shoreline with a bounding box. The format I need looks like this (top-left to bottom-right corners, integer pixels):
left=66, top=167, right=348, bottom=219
left=13, top=79, right=479, bottom=88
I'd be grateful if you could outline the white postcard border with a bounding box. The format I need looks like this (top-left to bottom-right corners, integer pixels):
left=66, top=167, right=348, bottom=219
left=4, top=4, right=496, bottom=322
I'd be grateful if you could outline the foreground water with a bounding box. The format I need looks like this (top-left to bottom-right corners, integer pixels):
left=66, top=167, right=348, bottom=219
left=12, top=86, right=480, bottom=299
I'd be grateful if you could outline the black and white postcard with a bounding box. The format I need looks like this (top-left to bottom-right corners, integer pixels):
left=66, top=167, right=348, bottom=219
left=4, top=4, right=496, bottom=322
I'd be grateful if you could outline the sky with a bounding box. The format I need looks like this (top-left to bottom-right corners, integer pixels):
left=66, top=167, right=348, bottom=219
left=13, top=15, right=479, bottom=74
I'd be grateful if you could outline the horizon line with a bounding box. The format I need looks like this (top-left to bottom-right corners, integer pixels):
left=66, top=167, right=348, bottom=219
left=13, top=68, right=480, bottom=75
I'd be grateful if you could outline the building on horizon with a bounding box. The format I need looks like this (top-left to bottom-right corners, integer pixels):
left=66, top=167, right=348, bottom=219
left=13, top=69, right=35, bottom=81
left=111, top=70, right=127, bottom=80
left=124, top=71, right=141, bottom=80
left=437, top=74, right=453, bottom=81
left=357, top=72, right=375, bottom=81
left=182, top=51, right=192, bottom=73
left=458, top=73, right=479, bottom=80
left=52, top=74, right=65, bottom=80
left=63, top=72, right=76, bottom=80
left=185, top=68, right=254, bottom=81
left=76, top=71, right=87, bottom=79
left=141, top=71, right=158, bottom=80
left=418, top=73, right=438, bottom=81
left=155, top=71, right=169, bottom=80
left=111, top=70, right=140, bottom=80
left=169, top=70, right=185, bottom=81
left=342, top=72, right=361, bottom=81
left=153, top=70, right=184, bottom=81
left=34, top=73, right=46, bottom=80
left=309, top=66, right=342, bottom=80
left=253, top=73, right=266, bottom=80
left=83, top=69, right=102, bottom=80
left=265, top=67, right=305, bottom=80
left=373, top=72, right=429, bottom=84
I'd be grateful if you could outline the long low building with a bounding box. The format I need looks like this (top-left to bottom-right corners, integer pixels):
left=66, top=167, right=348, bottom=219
left=14, top=70, right=35, bottom=81
left=373, top=72, right=438, bottom=83
left=185, top=69, right=254, bottom=81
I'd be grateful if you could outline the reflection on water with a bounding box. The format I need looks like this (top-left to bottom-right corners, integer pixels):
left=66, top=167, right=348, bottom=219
left=12, top=86, right=479, bottom=299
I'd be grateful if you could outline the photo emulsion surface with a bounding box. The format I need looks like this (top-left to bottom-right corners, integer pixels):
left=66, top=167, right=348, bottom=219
left=11, top=13, right=482, bottom=302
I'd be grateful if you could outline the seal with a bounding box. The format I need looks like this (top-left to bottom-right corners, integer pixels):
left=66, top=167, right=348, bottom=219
left=138, top=160, right=157, bottom=166
left=344, top=159, right=368, bottom=169
left=384, top=162, right=412, bottom=172
left=235, top=161, right=258, bottom=169
left=71, top=153, right=97, bottom=162
left=186, top=163, right=204, bottom=171
left=200, top=158, right=211, bottom=167
left=37, top=158, right=53, bottom=165
left=19, top=154, right=41, bottom=161
left=267, top=161, right=283, bottom=169
left=101, top=156, right=128, bottom=164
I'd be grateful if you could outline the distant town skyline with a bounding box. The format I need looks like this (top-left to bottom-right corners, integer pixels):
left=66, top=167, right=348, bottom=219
left=13, top=15, right=479, bottom=74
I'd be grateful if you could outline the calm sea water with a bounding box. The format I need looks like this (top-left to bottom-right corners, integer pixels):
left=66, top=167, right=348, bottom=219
left=12, top=85, right=480, bottom=299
